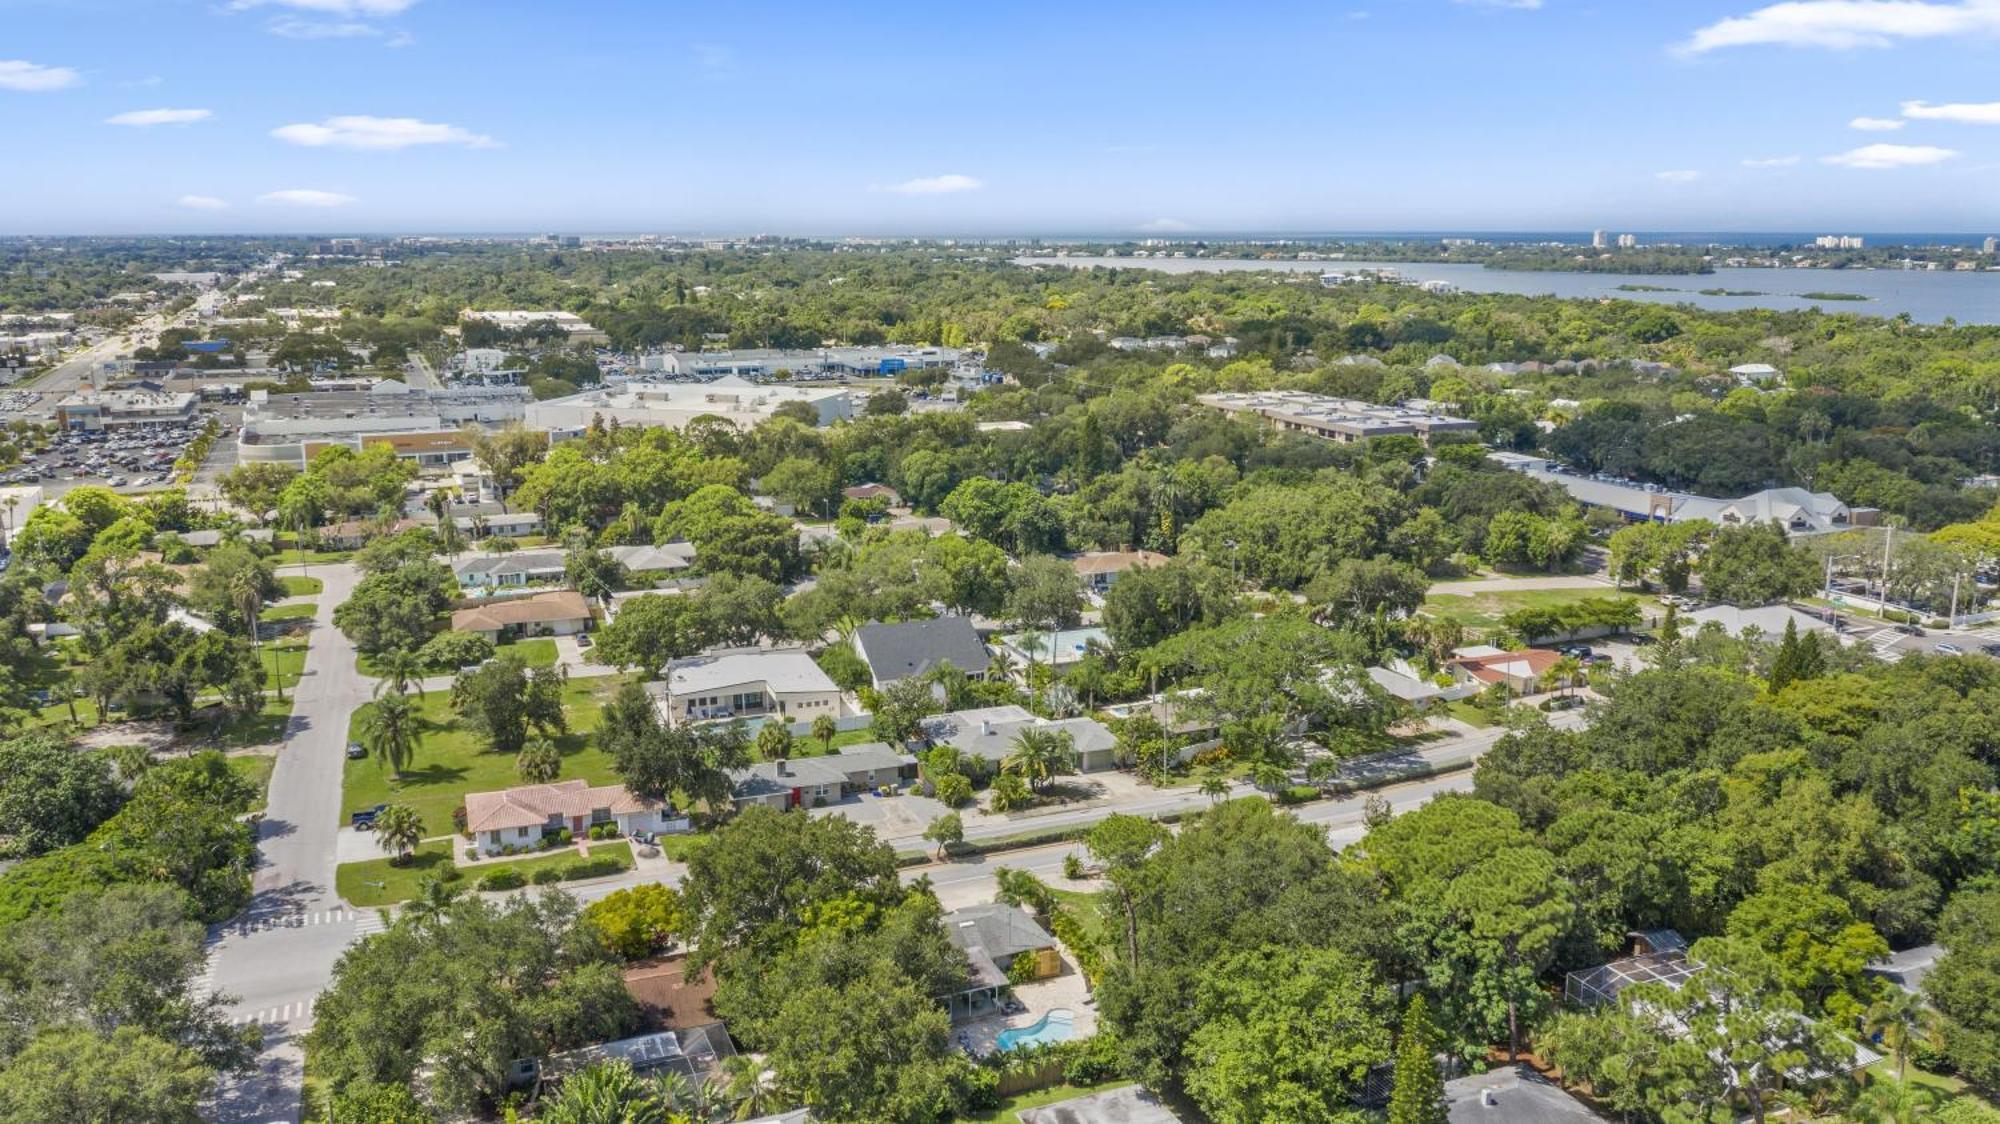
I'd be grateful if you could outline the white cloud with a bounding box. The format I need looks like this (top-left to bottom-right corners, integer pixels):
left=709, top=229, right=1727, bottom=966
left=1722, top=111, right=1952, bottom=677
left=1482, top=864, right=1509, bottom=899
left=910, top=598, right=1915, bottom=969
left=0, top=60, right=81, bottom=93
left=1741, top=154, right=1803, bottom=166
left=271, top=115, right=496, bottom=150
left=1680, top=1, right=2000, bottom=53
left=268, top=18, right=383, bottom=38
left=231, top=0, right=416, bottom=14
left=257, top=188, right=357, bottom=207
left=882, top=173, right=983, bottom=195
left=106, top=108, right=212, bottom=127
left=178, top=195, right=229, bottom=210
left=1850, top=115, right=1907, bottom=130
left=1822, top=142, right=1961, bottom=167
left=1138, top=218, right=1193, bottom=233
left=1655, top=169, right=1703, bottom=183
left=1902, top=98, right=2000, bottom=123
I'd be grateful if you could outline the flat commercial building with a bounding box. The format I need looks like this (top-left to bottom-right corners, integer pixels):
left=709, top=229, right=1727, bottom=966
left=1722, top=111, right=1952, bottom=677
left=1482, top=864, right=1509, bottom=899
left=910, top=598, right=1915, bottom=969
left=461, top=310, right=608, bottom=344
left=638, top=346, right=961, bottom=380
left=1197, top=390, right=1478, bottom=445
left=527, top=376, right=853, bottom=437
left=55, top=388, right=198, bottom=430
left=1489, top=454, right=1875, bottom=535
left=237, top=382, right=529, bottom=469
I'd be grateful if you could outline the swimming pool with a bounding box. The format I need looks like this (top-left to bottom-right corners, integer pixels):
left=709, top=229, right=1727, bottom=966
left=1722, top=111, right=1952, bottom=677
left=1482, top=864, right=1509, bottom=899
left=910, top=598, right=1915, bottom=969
left=995, top=1008, right=1077, bottom=1051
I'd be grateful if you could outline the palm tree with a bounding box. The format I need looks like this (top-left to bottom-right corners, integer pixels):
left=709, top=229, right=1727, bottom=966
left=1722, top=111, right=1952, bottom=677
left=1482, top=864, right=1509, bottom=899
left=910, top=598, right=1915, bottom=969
left=1003, top=727, right=1077, bottom=793
left=648, top=1070, right=707, bottom=1122
left=755, top=721, right=794, bottom=762
left=519, top=735, right=562, bottom=783
left=403, top=876, right=460, bottom=929
left=1541, top=655, right=1583, bottom=699
left=1850, top=1077, right=1941, bottom=1123
left=717, top=1055, right=779, bottom=1121
left=987, top=647, right=1018, bottom=683
left=229, top=565, right=277, bottom=701
left=1867, top=989, right=1940, bottom=1083
left=361, top=691, right=418, bottom=779
left=1199, top=768, right=1231, bottom=804
left=373, top=649, right=426, bottom=700
left=811, top=713, right=837, bottom=754
left=537, top=1060, right=668, bottom=1124
left=372, top=804, right=423, bottom=865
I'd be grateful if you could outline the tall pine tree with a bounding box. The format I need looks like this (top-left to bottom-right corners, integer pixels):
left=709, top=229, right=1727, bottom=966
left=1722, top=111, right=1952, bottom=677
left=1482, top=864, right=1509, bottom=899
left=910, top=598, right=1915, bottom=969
left=1768, top=618, right=1802, bottom=695
left=1389, top=993, right=1449, bottom=1124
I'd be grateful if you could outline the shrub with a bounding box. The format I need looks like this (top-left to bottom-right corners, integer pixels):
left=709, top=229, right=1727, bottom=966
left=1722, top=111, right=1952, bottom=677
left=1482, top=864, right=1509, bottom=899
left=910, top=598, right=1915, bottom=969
left=934, top=772, right=973, bottom=808
left=1006, top=949, right=1043, bottom=985
left=1062, top=853, right=1085, bottom=880
left=564, top=858, right=624, bottom=880
left=416, top=630, right=494, bottom=671
left=1059, top=1032, right=1124, bottom=1086
left=437, top=867, right=463, bottom=884
left=478, top=869, right=525, bottom=891
left=1278, top=784, right=1319, bottom=805
left=1191, top=747, right=1233, bottom=769
left=556, top=828, right=573, bottom=845
left=530, top=867, right=563, bottom=885
left=452, top=805, right=469, bottom=837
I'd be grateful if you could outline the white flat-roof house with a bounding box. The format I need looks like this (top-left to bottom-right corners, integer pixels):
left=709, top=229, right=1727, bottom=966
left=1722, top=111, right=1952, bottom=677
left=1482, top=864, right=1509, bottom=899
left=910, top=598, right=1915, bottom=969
left=1197, top=390, right=1479, bottom=445
left=453, top=549, right=569, bottom=589
left=1491, top=458, right=1876, bottom=536
left=650, top=648, right=843, bottom=726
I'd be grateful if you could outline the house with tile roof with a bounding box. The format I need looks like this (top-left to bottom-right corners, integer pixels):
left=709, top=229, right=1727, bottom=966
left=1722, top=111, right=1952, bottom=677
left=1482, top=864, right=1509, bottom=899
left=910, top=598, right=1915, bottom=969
left=463, top=779, right=665, bottom=856
left=450, top=589, right=593, bottom=641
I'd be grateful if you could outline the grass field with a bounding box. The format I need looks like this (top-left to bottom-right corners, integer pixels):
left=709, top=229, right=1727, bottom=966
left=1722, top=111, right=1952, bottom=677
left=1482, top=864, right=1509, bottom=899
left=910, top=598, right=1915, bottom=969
left=262, top=602, right=317, bottom=623
left=226, top=753, right=277, bottom=813
left=335, top=839, right=635, bottom=907
left=279, top=575, right=324, bottom=597
left=963, top=1082, right=1136, bottom=1122
left=259, top=639, right=307, bottom=692
left=341, top=674, right=634, bottom=831
left=1421, top=587, right=1641, bottom=633
left=491, top=636, right=559, bottom=668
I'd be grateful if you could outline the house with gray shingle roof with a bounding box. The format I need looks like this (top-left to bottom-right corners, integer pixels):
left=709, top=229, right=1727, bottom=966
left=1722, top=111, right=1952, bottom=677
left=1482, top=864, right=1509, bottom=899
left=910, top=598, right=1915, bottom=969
left=852, top=616, right=992, bottom=688
left=919, top=705, right=1119, bottom=772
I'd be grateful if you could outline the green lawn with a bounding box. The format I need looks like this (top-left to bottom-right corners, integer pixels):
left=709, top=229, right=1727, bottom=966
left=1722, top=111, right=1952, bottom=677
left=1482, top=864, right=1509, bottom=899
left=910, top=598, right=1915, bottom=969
left=226, top=753, right=277, bottom=813
left=336, top=839, right=635, bottom=907
left=1445, top=699, right=1499, bottom=728
left=341, top=674, right=635, bottom=831
left=1048, top=887, right=1112, bottom=952
left=962, top=1081, right=1136, bottom=1122
left=1421, top=587, right=1646, bottom=633
left=492, top=636, right=559, bottom=668
left=207, top=695, right=295, bottom=749
left=262, top=601, right=318, bottom=623
left=259, top=640, right=308, bottom=692
left=279, top=575, right=324, bottom=597
left=273, top=547, right=353, bottom=565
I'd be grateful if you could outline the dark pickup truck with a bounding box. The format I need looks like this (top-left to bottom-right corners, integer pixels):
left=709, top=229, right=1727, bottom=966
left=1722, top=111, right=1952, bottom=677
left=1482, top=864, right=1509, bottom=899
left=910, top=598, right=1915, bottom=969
left=350, top=804, right=389, bottom=830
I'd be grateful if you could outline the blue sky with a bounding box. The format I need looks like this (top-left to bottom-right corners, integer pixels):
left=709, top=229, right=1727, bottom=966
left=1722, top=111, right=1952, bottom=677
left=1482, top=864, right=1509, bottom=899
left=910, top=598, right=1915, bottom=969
left=4, top=0, right=2000, bottom=235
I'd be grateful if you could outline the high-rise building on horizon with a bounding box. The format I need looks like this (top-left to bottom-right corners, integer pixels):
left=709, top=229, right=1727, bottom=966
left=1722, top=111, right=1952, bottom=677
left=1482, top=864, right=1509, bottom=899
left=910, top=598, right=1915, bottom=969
left=1591, top=230, right=1607, bottom=249
left=1985, top=236, right=1998, bottom=255
left=1616, top=233, right=1638, bottom=249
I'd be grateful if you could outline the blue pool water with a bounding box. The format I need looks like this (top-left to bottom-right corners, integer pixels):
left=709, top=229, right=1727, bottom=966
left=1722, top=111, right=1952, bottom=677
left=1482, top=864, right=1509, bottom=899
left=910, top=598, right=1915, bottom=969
left=995, top=1008, right=1077, bottom=1051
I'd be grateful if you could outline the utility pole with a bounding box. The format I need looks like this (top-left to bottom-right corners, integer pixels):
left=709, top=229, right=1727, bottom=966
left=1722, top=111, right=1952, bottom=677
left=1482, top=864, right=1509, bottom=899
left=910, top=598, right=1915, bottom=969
left=1880, top=524, right=1895, bottom=619
left=1950, top=571, right=1963, bottom=628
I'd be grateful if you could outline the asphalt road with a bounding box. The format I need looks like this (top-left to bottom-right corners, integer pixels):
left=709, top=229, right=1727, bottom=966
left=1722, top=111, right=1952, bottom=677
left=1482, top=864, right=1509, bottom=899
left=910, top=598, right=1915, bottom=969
left=206, top=562, right=369, bottom=1124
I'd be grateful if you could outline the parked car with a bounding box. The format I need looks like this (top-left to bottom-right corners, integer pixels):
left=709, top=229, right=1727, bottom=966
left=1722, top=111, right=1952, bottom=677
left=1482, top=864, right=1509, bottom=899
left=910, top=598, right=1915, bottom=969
left=350, top=803, right=388, bottom=830
left=1893, top=623, right=1925, bottom=637
left=346, top=741, right=367, bottom=759
left=576, top=634, right=593, bottom=648
left=1935, top=642, right=1964, bottom=655
left=1559, top=644, right=1594, bottom=659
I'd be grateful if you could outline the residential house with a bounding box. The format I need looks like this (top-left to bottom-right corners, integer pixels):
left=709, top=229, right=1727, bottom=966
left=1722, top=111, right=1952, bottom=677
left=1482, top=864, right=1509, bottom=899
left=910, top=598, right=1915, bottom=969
left=1729, top=362, right=1782, bottom=387
left=462, top=779, right=665, bottom=857
left=728, top=742, right=916, bottom=811
left=920, top=705, right=1120, bottom=773
left=1069, top=549, right=1169, bottom=595
left=851, top=616, right=992, bottom=688
left=322, top=517, right=423, bottom=551
left=452, top=548, right=569, bottom=589
left=944, top=903, right=1062, bottom=1017
left=607, top=541, right=697, bottom=577
left=1367, top=659, right=1475, bottom=707
left=450, top=590, right=593, bottom=641
left=1446, top=645, right=1564, bottom=696
left=841, top=483, right=902, bottom=507
left=650, top=648, right=842, bottom=725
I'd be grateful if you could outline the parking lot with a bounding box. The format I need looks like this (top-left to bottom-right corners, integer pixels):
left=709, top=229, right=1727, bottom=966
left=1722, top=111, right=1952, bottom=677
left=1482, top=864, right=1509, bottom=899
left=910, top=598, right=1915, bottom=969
left=1, top=420, right=213, bottom=495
